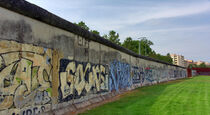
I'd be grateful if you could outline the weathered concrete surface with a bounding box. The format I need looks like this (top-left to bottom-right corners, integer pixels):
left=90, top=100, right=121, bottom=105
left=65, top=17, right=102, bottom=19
left=0, top=0, right=187, bottom=115
left=0, top=0, right=185, bottom=67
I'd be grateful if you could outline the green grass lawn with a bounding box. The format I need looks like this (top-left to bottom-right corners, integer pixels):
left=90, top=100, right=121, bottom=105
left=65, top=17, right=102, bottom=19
left=80, top=76, right=210, bottom=115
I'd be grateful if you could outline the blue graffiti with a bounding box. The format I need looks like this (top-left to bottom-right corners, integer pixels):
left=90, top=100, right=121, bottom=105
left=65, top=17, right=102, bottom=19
left=144, top=68, right=155, bottom=83
left=132, top=66, right=141, bottom=84
left=132, top=66, right=145, bottom=84
left=131, top=66, right=187, bottom=86
left=109, top=60, right=132, bottom=91
left=108, top=60, right=187, bottom=91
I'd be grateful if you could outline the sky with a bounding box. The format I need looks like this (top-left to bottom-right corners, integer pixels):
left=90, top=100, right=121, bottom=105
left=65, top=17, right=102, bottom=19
left=26, top=0, right=210, bottom=62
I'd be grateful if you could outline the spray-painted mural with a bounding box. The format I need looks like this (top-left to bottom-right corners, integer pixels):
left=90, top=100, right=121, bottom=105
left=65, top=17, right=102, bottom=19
left=58, top=59, right=109, bottom=102
left=0, top=3, right=189, bottom=114
left=0, top=41, right=187, bottom=114
left=0, top=41, right=52, bottom=114
left=131, top=66, right=141, bottom=84
left=109, top=60, right=132, bottom=91
left=131, top=65, right=186, bottom=86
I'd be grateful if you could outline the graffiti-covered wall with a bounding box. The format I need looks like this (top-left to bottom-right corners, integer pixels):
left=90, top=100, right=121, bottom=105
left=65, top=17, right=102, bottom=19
left=0, top=40, right=52, bottom=114
left=0, top=1, right=187, bottom=114
left=58, top=59, right=109, bottom=102
left=130, top=66, right=186, bottom=86
left=109, top=60, right=132, bottom=91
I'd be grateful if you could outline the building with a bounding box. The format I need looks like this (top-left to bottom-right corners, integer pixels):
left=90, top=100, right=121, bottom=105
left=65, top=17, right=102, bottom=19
left=185, top=59, right=194, bottom=67
left=196, top=60, right=205, bottom=65
left=170, top=54, right=185, bottom=67
left=195, top=61, right=210, bottom=66
left=205, top=62, right=210, bottom=66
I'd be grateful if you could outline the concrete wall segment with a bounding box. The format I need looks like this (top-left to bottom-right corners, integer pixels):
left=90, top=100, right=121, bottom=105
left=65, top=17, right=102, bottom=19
left=0, top=0, right=185, bottom=68
left=0, top=1, right=188, bottom=114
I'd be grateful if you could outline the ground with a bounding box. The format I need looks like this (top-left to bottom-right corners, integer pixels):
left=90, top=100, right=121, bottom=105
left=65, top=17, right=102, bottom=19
left=80, top=76, right=210, bottom=115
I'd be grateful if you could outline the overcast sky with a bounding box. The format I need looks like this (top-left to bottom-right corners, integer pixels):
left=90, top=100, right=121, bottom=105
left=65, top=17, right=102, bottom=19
left=26, top=0, right=210, bottom=62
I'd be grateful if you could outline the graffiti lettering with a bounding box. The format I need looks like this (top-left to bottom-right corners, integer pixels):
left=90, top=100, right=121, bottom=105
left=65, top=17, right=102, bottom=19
left=58, top=59, right=108, bottom=102
left=131, top=66, right=187, bottom=86
left=12, top=105, right=47, bottom=115
left=109, top=60, right=132, bottom=91
left=0, top=41, right=52, bottom=114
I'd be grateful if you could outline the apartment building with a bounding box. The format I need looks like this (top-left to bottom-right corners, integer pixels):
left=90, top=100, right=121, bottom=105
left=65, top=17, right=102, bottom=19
left=170, top=54, right=185, bottom=67
left=205, top=62, right=210, bottom=66
left=196, top=60, right=205, bottom=65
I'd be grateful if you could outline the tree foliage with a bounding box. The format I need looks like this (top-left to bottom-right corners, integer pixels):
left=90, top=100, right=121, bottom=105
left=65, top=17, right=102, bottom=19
left=91, top=30, right=100, bottom=35
left=188, top=63, right=210, bottom=68
left=75, top=21, right=173, bottom=64
left=103, top=30, right=121, bottom=45
left=75, top=21, right=100, bottom=35
left=122, top=37, right=139, bottom=53
left=140, top=38, right=153, bottom=56
left=149, top=53, right=173, bottom=64
left=188, top=64, right=198, bottom=68
left=199, top=63, right=207, bottom=68
left=76, top=21, right=89, bottom=31
left=122, top=37, right=172, bottom=64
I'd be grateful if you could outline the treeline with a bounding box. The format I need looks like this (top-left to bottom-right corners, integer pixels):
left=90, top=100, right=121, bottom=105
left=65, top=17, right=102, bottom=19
left=188, top=63, right=210, bottom=68
left=75, top=21, right=173, bottom=64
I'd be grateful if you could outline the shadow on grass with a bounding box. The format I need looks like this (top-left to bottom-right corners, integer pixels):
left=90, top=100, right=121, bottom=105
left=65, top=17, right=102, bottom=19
left=80, top=79, right=189, bottom=115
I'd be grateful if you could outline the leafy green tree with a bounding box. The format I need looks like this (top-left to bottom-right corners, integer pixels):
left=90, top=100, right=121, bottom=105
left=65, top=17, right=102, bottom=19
left=188, top=63, right=209, bottom=68
left=122, top=37, right=154, bottom=56
left=76, top=21, right=100, bottom=35
left=75, top=21, right=173, bottom=64
left=140, top=38, right=153, bottom=56
left=122, top=37, right=139, bottom=53
left=149, top=52, right=173, bottom=64
left=76, top=21, right=89, bottom=31
left=103, top=30, right=121, bottom=45
left=121, top=37, right=173, bottom=64
left=166, top=53, right=173, bottom=63
left=199, top=63, right=207, bottom=68
left=91, top=30, right=100, bottom=35
left=188, top=64, right=198, bottom=68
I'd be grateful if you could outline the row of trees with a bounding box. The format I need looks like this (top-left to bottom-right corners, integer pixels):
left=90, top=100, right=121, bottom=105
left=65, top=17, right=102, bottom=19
left=75, top=21, right=173, bottom=64
left=121, top=37, right=172, bottom=64
left=188, top=63, right=210, bottom=68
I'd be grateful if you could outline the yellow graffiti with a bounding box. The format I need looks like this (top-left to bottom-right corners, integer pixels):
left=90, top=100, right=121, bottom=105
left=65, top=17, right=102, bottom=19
left=0, top=40, right=52, bottom=111
left=59, top=61, right=108, bottom=100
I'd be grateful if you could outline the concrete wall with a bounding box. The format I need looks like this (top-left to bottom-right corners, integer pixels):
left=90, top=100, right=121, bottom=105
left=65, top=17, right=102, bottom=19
left=0, top=1, right=187, bottom=115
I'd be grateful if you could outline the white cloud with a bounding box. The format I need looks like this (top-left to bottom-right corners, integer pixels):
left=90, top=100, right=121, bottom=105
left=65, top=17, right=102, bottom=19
left=22, top=0, right=210, bottom=62
left=136, top=2, right=210, bottom=22
left=117, top=25, right=210, bottom=41
left=99, top=2, right=210, bottom=29
left=141, top=26, right=210, bottom=33
left=26, top=0, right=210, bottom=31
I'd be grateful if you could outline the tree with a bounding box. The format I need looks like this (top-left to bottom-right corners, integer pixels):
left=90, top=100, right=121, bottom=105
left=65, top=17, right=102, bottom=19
left=103, top=30, right=121, bottom=45
left=75, top=21, right=100, bottom=35
left=121, top=37, right=173, bottom=64
left=166, top=53, right=173, bottom=63
left=199, top=63, right=207, bottom=68
left=122, top=37, right=154, bottom=55
left=122, top=37, right=139, bottom=54
left=91, top=30, right=100, bottom=35
left=122, top=37, right=154, bottom=56
left=149, top=52, right=173, bottom=64
left=188, top=63, right=208, bottom=68
left=139, top=38, right=153, bottom=56
left=76, top=21, right=89, bottom=31
left=188, top=64, right=198, bottom=68
left=75, top=21, right=173, bottom=64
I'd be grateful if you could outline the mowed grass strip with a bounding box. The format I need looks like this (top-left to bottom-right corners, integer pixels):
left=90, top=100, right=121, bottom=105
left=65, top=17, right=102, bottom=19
left=80, top=76, right=210, bottom=115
